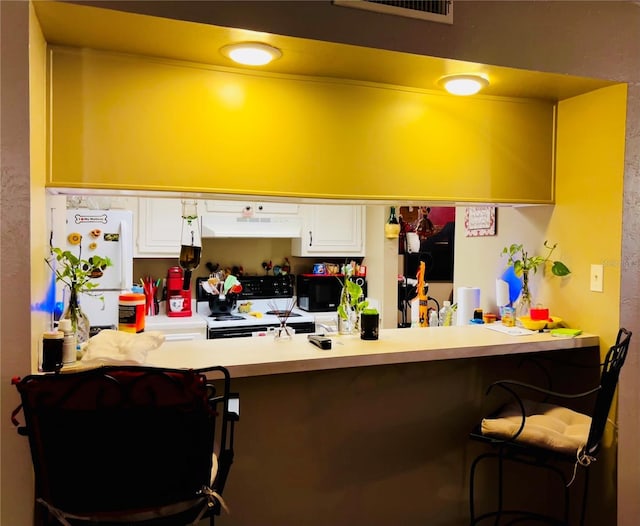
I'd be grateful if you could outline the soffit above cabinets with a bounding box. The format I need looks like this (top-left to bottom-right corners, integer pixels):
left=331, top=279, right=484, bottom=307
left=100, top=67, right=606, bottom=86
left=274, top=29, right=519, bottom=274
left=33, top=1, right=616, bottom=102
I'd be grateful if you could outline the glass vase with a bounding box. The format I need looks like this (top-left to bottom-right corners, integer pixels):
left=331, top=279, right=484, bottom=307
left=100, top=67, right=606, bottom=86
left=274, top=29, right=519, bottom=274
left=274, top=324, right=294, bottom=341
left=63, top=288, right=91, bottom=344
left=515, top=270, right=532, bottom=319
left=338, top=313, right=353, bottom=335
left=338, top=309, right=359, bottom=335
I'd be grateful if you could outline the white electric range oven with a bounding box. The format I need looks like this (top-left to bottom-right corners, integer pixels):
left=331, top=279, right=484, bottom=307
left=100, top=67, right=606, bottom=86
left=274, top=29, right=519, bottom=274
left=195, top=275, right=316, bottom=339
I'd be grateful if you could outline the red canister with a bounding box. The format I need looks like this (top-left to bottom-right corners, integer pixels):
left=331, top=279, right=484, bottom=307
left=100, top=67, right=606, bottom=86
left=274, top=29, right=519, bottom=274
left=118, top=293, right=146, bottom=333
left=530, top=307, right=550, bottom=321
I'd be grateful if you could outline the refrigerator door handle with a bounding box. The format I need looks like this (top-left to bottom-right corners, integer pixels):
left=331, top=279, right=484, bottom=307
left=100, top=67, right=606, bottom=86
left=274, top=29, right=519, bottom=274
left=120, top=218, right=133, bottom=290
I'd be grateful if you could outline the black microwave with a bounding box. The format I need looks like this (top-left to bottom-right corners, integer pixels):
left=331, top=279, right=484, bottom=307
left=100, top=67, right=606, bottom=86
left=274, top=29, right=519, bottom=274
left=296, top=274, right=367, bottom=312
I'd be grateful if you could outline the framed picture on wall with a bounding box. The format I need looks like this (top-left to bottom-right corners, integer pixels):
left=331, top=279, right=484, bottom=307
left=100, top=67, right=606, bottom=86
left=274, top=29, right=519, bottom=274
left=464, top=207, right=497, bottom=237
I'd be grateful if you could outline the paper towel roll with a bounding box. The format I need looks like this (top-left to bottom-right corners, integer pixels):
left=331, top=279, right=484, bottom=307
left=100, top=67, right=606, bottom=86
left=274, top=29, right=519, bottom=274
left=496, top=279, right=510, bottom=307
left=456, top=286, right=481, bottom=326
left=406, top=232, right=420, bottom=253
left=410, top=298, right=419, bottom=327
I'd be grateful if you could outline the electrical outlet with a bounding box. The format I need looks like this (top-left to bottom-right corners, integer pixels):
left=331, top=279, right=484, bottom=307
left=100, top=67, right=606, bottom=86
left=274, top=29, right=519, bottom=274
left=590, top=264, right=604, bottom=292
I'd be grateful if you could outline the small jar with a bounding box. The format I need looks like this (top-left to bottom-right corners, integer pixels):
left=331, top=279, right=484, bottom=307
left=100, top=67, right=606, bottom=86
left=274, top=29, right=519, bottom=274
left=41, top=331, right=64, bottom=372
left=501, top=306, right=515, bottom=327
left=119, top=293, right=146, bottom=333
left=483, top=313, right=497, bottom=324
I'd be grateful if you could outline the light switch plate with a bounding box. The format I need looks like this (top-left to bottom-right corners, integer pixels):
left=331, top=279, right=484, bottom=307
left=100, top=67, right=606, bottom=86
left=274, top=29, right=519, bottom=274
left=590, top=264, right=604, bottom=292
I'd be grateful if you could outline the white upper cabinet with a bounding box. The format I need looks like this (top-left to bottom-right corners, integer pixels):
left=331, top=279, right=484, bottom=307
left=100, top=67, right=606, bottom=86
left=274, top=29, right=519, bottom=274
left=135, top=199, right=364, bottom=257
left=136, top=199, right=301, bottom=256
left=292, top=205, right=365, bottom=257
left=135, top=198, right=183, bottom=257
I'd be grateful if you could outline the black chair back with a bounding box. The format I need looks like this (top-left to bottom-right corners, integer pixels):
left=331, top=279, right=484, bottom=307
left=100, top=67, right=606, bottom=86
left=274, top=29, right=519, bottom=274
left=585, top=327, right=632, bottom=455
left=13, top=366, right=231, bottom=522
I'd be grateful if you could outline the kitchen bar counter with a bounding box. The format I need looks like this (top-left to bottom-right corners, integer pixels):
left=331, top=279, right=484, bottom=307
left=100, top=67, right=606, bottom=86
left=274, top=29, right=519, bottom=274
left=152, top=325, right=599, bottom=526
left=144, top=325, right=599, bottom=377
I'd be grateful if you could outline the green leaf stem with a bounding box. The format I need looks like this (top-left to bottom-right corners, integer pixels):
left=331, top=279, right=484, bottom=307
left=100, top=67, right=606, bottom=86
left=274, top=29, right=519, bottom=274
left=46, top=245, right=113, bottom=294
left=502, top=241, right=570, bottom=278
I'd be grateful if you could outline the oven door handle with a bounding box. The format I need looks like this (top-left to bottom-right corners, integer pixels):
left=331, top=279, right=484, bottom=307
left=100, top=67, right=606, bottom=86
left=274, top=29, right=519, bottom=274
left=163, top=332, right=206, bottom=341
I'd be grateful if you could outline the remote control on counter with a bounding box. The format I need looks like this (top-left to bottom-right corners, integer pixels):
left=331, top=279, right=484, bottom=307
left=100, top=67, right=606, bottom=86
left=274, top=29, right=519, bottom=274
left=307, top=334, right=332, bottom=350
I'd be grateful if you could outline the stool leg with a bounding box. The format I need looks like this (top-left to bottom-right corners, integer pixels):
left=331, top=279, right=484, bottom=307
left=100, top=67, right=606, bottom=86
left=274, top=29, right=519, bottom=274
left=469, top=451, right=504, bottom=526
left=578, top=467, right=590, bottom=526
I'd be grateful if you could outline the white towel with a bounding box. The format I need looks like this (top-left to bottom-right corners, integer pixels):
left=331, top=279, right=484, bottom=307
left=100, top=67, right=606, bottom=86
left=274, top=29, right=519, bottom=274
left=81, top=329, right=165, bottom=365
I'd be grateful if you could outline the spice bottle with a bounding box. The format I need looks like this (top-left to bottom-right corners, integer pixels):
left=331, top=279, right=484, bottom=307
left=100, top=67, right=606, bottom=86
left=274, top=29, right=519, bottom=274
left=58, top=318, right=77, bottom=365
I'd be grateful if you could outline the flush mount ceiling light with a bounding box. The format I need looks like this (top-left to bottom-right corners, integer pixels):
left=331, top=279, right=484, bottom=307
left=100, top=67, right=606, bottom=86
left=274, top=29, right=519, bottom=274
left=221, top=42, right=282, bottom=66
left=439, top=75, right=489, bottom=96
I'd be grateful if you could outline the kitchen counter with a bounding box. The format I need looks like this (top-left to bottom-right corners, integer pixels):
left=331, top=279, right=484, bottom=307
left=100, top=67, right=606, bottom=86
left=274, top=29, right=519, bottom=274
left=144, top=325, right=599, bottom=377
left=64, top=324, right=600, bottom=526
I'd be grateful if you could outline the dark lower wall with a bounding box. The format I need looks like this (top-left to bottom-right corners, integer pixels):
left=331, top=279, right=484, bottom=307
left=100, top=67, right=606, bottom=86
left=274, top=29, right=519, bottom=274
left=220, top=348, right=600, bottom=526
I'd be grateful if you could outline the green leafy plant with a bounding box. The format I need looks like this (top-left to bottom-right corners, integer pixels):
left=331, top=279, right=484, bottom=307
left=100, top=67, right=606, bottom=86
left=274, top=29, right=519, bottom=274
left=501, top=241, right=571, bottom=277
left=46, top=246, right=113, bottom=294
left=337, top=277, right=369, bottom=321
left=46, top=242, right=114, bottom=342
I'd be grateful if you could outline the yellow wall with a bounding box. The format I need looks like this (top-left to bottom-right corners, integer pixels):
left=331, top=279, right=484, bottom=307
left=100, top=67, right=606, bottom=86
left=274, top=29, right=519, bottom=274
left=451, top=84, right=627, bottom=525
left=455, top=84, right=628, bottom=348
left=48, top=47, right=555, bottom=204
left=547, top=83, right=627, bottom=522
left=545, top=84, right=626, bottom=347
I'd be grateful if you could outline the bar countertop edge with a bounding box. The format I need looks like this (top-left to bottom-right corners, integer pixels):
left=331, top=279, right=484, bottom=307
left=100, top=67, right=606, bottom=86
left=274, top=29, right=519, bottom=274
left=141, top=325, right=599, bottom=378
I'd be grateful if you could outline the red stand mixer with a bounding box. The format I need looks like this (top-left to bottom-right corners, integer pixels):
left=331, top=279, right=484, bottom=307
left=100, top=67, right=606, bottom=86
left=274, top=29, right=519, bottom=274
left=166, top=266, right=192, bottom=317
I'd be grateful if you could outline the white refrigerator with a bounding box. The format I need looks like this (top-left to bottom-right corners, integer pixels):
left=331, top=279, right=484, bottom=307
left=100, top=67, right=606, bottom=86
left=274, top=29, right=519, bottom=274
left=55, top=209, right=134, bottom=328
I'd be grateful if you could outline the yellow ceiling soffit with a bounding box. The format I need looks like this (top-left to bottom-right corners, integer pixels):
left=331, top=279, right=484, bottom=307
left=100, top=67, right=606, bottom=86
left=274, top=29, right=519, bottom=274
left=33, top=0, right=616, bottom=102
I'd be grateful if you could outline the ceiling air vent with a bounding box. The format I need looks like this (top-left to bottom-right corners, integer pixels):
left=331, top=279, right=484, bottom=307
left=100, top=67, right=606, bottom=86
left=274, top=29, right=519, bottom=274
left=334, top=0, right=453, bottom=24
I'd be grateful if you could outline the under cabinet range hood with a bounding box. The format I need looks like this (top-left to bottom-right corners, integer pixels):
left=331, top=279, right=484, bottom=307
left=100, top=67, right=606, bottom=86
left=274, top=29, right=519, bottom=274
left=200, top=214, right=303, bottom=238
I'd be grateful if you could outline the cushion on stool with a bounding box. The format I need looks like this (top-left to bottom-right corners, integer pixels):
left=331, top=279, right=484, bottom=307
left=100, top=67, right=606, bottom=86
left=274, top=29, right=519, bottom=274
left=481, top=399, right=591, bottom=456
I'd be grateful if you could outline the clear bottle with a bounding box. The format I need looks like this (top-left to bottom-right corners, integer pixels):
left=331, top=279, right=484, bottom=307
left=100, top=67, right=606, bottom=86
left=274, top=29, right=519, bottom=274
left=439, top=300, right=453, bottom=327
left=429, top=309, right=439, bottom=327
left=58, top=318, right=77, bottom=365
